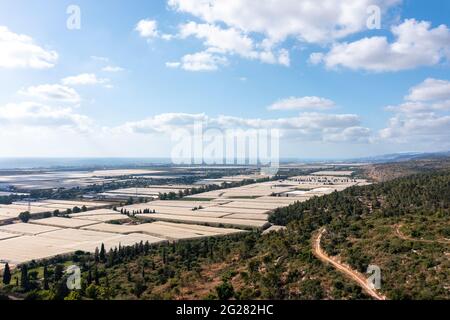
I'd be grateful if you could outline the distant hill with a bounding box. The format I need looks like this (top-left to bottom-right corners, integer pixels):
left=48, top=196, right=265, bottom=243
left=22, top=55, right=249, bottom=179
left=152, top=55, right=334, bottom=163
left=362, top=156, right=450, bottom=182
left=352, top=151, right=450, bottom=164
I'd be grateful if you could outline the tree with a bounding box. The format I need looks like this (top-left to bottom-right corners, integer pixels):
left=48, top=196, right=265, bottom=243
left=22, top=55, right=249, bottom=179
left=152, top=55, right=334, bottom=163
left=20, top=264, right=29, bottom=290
left=94, top=247, right=100, bottom=263
left=2, top=262, right=11, bottom=285
left=99, top=244, right=106, bottom=262
left=215, top=281, right=235, bottom=300
left=43, top=265, right=49, bottom=290
left=19, top=211, right=31, bottom=223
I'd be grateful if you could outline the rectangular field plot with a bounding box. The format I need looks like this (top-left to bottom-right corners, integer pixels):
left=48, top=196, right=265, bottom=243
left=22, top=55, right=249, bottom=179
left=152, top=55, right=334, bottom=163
left=73, top=214, right=131, bottom=222
left=122, top=206, right=227, bottom=218
left=219, top=201, right=283, bottom=210
left=153, top=221, right=246, bottom=235
left=133, top=221, right=245, bottom=240
left=148, top=200, right=217, bottom=208
left=136, top=213, right=269, bottom=229
left=30, top=217, right=100, bottom=228
left=68, top=233, right=166, bottom=253
left=69, top=209, right=118, bottom=217
left=0, top=231, right=20, bottom=240
left=82, top=223, right=138, bottom=234
left=0, top=223, right=61, bottom=236
left=39, top=228, right=121, bottom=243
left=0, top=236, right=75, bottom=264
left=221, top=213, right=269, bottom=221
left=198, top=206, right=268, bottom=215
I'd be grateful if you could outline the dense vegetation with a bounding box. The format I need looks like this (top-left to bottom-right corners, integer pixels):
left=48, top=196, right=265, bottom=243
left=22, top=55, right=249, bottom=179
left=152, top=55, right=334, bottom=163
left=1, top=170, right=448, bottom=300
left=270, top=170, right=450, bottom=299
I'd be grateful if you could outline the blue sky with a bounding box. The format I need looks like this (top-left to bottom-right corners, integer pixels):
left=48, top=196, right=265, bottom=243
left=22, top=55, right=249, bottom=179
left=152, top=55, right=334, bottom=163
left=0, top=0, right=449, bottom=159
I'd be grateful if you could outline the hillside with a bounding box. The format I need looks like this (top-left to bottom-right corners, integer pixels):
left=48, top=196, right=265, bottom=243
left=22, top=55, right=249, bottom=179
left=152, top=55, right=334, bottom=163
left=1, top=169, right=449, bottom=300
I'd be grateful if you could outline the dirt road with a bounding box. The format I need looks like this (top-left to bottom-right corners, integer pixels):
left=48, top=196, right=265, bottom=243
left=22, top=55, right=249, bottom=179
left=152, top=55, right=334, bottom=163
left=312, top=228, right=386, bottom=300
left=395, top=224, right=450, bottom=245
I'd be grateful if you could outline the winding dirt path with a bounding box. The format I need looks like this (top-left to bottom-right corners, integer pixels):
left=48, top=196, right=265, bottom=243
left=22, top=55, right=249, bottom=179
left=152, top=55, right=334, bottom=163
left=395, top=224, right=450, bottom=245
left=312, top=228, right=386, bottom=301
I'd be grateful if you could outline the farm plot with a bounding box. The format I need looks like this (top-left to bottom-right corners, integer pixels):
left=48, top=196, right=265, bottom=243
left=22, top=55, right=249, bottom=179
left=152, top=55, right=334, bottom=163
left=220, top=213, right=269, bottom=221
left=30, top=217, right=100, bottom=229
left=72, top=214, right=131, bottom=222
left=66, top=233, right=166, bottom=253
left=154, top=221, right=246, bottom=235
left=83, top=221, right=245, bottom=240
left=120, top=205, right=227, bottom=218
left=39, top=228, right=121, bottom=243
left=219, top=201, right=284, bottom=210
left=0, top=236, right=75, bottom=264
left=136, top=213, right=269, bottom=229
left=146, top=200, right=217, bottom=208
left=132, top=221, right=245, bottom=240
left=0, top=223, right=61, bottom=236
left=198, top=206, right=268, bottom=215
left=0, top=231, right=20, bottom=240
left=69, top=209, right=118, bottom=217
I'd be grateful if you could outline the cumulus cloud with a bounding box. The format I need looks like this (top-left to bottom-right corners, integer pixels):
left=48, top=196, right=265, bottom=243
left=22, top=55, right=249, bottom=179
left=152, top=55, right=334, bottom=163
left=116, top=111, right=367, bottom=143
left=102, top=65, right=124, bottom=73
left=268, top=96, right=336, bottom=111
left=0, top=26, right=58, bottom=69
left=168, top=0, right=400, bottom=44
left=379, top=78, right=450, bottom=146
left=166, top=22, right=291, bottom=70
left=18, top=84, right=80, bottom=104
left=0, top=102, right=91, bottom=131
left=310, top=19, right=450, bottom=72
left=405, top=78, right=450, bottom=101
left=62, top=73, right=110, bottom=86
left=135, top=19, right=158, bottom=38
left=177, top=51, right=228, bottom=72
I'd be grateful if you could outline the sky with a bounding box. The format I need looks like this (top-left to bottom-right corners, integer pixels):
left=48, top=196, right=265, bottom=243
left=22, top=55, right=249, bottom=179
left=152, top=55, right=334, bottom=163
left=0, top=0, right=449, bottom=160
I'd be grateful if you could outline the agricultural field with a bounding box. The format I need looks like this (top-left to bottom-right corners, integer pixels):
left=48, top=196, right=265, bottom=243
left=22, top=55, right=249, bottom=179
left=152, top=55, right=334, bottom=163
left=0, top=174, right=366, bottom=281
left=0, top=200, right=111, bottom=223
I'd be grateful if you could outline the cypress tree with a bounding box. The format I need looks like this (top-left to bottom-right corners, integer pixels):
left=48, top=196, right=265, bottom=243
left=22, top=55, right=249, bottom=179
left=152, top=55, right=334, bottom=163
left=20, top=264, right=29, bottom=290
left=2, top=262, right=11, bottom=285
left=43, top=265, right=49, bottom=290
left=99, top=243, right=106, bottom=262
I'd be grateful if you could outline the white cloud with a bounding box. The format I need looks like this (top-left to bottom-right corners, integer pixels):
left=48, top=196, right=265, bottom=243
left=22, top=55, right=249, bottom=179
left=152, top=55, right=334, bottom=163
left=385, top=101, right=450, bottom=113
left=379, top=113, right=450, bottom=142
left=179, top=51, right=228, bottom=72
left=0, top=102, right=91, bottom=130
left=379, top=78, right=450, bottom=146
left=102, top=65, right=124, bottom=73
left=135, top=19, right=158, bottom=38
left=406, top=78, right=450, bottom=101
left=268, top=96, right=336, bottom=111
left=117, top=111, right=366, bottom=143
left=19, top=84, right=80, bottom=104
left=91, top=56, right=109, bottom=62
left=324, top=127, right=372, bottom=143
left=171, top=22, right=291, bottom=70
left=165, top=61, right=181, bottom=68
left=168, top=0, right=400, bottom=44
left=311, top=19, right=450, bottom=72
left=62, top=73, right=110, bottom=86
left=179, top=22, right=255, bottom=58
left=0, top=26, right=58, bottom=69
